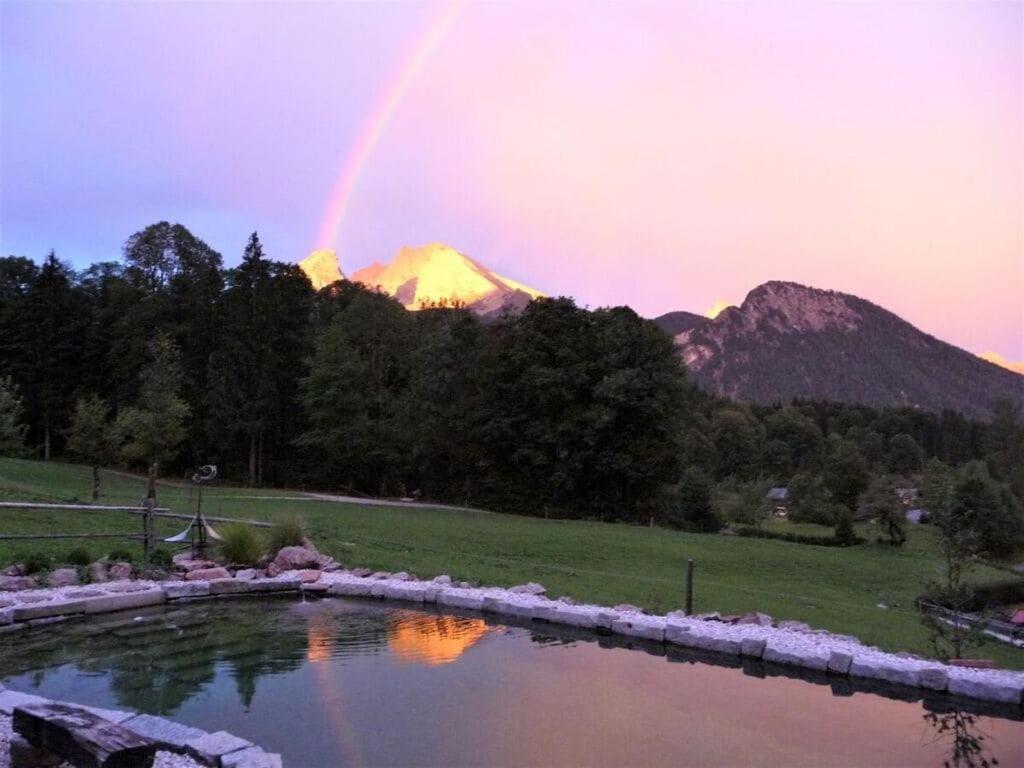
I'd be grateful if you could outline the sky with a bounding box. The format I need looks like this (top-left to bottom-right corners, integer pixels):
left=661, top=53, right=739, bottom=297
left=1, top=1, right=1021, bottom=360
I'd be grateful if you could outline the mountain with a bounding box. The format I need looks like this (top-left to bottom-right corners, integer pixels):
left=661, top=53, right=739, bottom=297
left=652, top=310, right=707, bottom=336
left=299, top=249, right=344, bottom=290
left=671, top=281, right=1023, bottom=419
left=349, top=243, right=543, bottom=316
left=979, top=351, right=1024, bottom=376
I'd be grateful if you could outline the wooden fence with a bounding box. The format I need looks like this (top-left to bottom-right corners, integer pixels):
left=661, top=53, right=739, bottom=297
left=0, top=501, right=271, bottom=559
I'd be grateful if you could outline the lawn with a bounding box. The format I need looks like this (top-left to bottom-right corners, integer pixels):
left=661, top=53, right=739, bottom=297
left=1, top=456, right=1022, bottom=667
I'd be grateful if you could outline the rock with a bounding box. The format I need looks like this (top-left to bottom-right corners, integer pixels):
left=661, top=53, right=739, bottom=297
left=827, top=651, right=853, bottom=674
left=849, top=657, right=920, bottom=687
left=108, top=562, right=133, bottom=580
left=82, top=589, right=166, bottom=614
left=301, top=537, right=319, bottom=554
left=209, top=579, right=250, bottom=596
left=432, top=575, right=452, bottom=585
left=13, top=599, right=87, bottom=622
left=919, top=667, right=949, bottom=691
left=556, top=596, right=577, bottom=605
left=266, top=562, right=282, bottom=577
left=272, top=546, right=322, bottom=571
left=172, top=552, right=194, bottom=567
left=295, top=569, right=322, bottom=584
left=124, top=713, right=207, bottom=751
left=317, top=556, right=341, bottom=572
left=222, top=747, right=283, bottom=768
left=165, top=582, right=210, bottom=600
left=0, top=688, right=50, bottom=715
left=87, top=562, right=108, bottom=583
left=508, top=582, right=546, bottom=596
left=694, top=612, right=721, bottom=621
left=2, top=564, right=24, bottom=576
left=482, top=597, right=535, bottom=619
left=352, top=568, right=372, bottom=578
left=763, top=641, right=830, bottom=671
left=185, top=567, right=231, bottom=581
left=740, top=638, right=767, bottom=658
left=63, top=589, right=105, bottom=599
left=328, top=580, right=373, bottom=597
left=182, top=560, right=216, bottom=572
left=105, top=582, right=148, bottom=593
left=948, top=672, right=1024, bottom=704
left=455, top=581, right=472, bottom=589
left=611, top=617, right=665, bottom=642
left=0, top=607, right=14, bottom=625
left=369, top=571, right=391, bottom=580
left=46, top=568, right=79, bottom=588
left=234, top=569, right=257, bottom=581
left=437, top=591, right=485, bottom=611
left=186, top=731, right=253, bottom=765
left=776, top=620, right=812, bottom=632
left=0, top=576, right=36, bottom=591
left=389, top=571, right=411, bottom=581
left=736, top=612, right=773, bottom=627
left=247, top=578, right=300, bottom=593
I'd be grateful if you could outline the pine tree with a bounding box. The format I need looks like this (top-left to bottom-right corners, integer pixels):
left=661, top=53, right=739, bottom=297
left=0, top=375, right=28, bottom=457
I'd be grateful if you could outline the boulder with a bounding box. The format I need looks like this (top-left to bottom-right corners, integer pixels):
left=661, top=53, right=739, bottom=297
left=508, top=582, right=546, bottom=596
left=432, top=575, right=452, bottom=586
left=948, top=672, right=1024, bottom=704
left=123, top=713, right=207, bottom=751
left=666, top=625, right=740, bottom=655
left=740, top=638, right=767, bottom=658
left=234, top=569, right=258, bottom=581
left=613, top=604, right=643, bottom=614
left=611, top=617, right=665, bottom=642
left=0, top=575, right=37, bottom=591
left=186, top=731, right=253, bottom=765
left=185, top=567, right=231, bottom=581
left=108, top=562, right=133, bottom=580
left=389, top=571, right=411, bottom=581
left=849, top=657, right=920, bottom=687
left=763, top=641, right=830, bottom=671
left=736, top=612, right=773, bottom=627
left=369, top=571, right=391, bottom=580
left=437, top=591, right=485, bottom=611
left=352, top=568, right=373, bottom=578
left=86, top=562, right=108, bottom=583
left=919, top=667, right=949, bottom=691
left=827, top=651, right=853, bottom=674
left=46, top=568, right=79, bottom=588
left=295, top=569, right=322, bottom=584
left=2, top=564, right=25, bottom=576
left=165, top=582, right=210, bottom=600
left=222, top=746, right=284, bottom=768
left=271, top=546, right=321, bottom=571
left=209, top=579, right=250, bottom=596
left=949, top=659, right=997, bottom=669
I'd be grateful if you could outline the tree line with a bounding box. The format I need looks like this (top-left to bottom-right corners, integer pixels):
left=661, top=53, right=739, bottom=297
left=1, top=222, right=1021, bottom=543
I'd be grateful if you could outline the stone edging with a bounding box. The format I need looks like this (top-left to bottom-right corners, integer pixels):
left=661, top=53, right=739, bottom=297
left=0, top=684, right=281, bottom=768
left=3, top=570, right=1024, bottom=708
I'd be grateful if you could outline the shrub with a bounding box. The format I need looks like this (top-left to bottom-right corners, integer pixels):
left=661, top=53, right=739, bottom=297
left=735, top=525, right=864, bottom=548
left=220, top=525, right=264, bottom=565
left=108, top=548, right=134, bottom=563
left=20, top=551, right=51, bottom=574
left=267, top=515, right=306, bottom=553
left=65, top=547, right=92, bottom=566
left=833, top=510, right=859, bottom=546
left=148, top=548, right=173, bottom=567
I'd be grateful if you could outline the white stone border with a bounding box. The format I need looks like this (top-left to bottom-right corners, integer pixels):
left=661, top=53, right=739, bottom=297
left=0, top=684, right=281, bottom=767
left=3, top=570, right=1024, bottom=708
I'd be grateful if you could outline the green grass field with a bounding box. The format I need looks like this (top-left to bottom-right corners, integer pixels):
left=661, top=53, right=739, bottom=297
left=2, top=456, right=1022, bottom=667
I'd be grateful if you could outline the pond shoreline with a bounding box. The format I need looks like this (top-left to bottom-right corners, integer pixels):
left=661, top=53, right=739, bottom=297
left=3, top=568, right=1024, bottom=711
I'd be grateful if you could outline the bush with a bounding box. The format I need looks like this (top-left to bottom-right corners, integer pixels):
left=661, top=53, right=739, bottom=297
left=267, top=515, right=306, bottom=553
left=20, top=551, right=51, bottom=574
left=220, top=525, right=264, bottom=565
left=108, top=548, right=134, bottom=563
left=833, top=510, right=859, bottom=546
left=735, top=525, right=864, bottom=547
left=65, top=547, right=92, bottom=566
left=148, top=548, right=173, bottom=567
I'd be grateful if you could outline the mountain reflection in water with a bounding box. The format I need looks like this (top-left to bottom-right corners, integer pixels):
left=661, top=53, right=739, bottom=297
left=0, top=597, right=1020, bottom=767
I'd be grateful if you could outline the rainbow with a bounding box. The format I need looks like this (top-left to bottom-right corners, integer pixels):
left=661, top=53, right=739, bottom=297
left=314, top=0, right=463, bottom=251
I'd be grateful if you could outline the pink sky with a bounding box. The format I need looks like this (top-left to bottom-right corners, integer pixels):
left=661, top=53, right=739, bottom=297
left=2, top=2, right=1021, bottom=359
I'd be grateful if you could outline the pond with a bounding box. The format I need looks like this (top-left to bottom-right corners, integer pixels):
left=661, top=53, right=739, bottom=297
left=1, top=597, right=1022, bottom=767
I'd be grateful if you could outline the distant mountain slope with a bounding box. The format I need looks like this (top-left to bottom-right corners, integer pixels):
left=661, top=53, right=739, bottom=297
left=653, top=310, right=707, bottom=336
left=674, top=281, right=1023, bottom=419
left=350, top=243, right=543, bottom=316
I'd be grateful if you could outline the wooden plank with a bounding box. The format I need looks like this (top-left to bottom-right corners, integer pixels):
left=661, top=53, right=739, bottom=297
left=0, top=502, right=171, bottom=513
left=0, top=533, right=145, bottom=541
left=13, top=701, right=156, bottom=768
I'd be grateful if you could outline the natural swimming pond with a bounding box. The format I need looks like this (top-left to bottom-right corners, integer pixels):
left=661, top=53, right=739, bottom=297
left=1, top=597, right=1022, bottom=767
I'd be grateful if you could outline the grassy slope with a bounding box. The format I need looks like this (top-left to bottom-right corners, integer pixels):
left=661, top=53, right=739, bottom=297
left=1, top=457, right=1021, bottom=667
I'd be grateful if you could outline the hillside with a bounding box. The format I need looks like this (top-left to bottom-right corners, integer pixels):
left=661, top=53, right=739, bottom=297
left=673, top=281, right=1023, bottom=419
left=652, top=310, right=707, bottom=336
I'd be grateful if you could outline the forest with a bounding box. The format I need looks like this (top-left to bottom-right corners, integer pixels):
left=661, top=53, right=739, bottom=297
left=1, top=222, right=1022, bottom=546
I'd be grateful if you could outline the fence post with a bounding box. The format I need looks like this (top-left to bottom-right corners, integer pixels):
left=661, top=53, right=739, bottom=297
left=685, top=558, right=694, bottom=615
left=141, top=498, right=154, bottom=561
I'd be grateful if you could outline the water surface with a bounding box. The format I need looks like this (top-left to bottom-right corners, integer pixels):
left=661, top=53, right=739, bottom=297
left=1, top=597, right=1021, bottom=767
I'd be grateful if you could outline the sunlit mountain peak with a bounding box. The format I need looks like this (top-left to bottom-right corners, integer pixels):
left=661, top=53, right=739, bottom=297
left=299, top=249, right=344, bottom=290
left=351, top=243, right=543, bottom=315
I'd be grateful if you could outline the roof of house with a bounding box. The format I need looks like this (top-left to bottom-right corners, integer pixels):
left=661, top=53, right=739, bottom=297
left=766, top=487, right=789, bottom=501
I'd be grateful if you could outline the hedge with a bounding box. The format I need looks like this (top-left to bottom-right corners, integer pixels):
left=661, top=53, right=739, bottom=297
left=733, top=525, right=865, bottom=548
